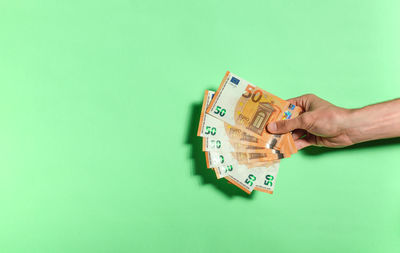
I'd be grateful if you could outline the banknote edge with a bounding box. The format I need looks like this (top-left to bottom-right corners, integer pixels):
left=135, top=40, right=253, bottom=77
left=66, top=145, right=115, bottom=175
left=206, top=71, right=230, bottom=115
left=225, top=176, right=252, bottom=194
left=197, top=90, right=210, bottom=137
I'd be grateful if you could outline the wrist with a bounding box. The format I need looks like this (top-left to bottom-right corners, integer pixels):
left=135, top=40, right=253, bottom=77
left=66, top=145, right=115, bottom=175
left=342, top=108, right=365, bottom=145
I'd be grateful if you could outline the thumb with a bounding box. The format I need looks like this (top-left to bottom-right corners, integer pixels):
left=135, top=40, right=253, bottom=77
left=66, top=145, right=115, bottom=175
left=267, top=115, right=306, bottom=134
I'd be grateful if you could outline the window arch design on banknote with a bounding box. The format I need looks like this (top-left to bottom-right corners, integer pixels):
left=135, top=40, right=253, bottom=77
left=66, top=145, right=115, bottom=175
left=248, top=102, right=274, bottom=135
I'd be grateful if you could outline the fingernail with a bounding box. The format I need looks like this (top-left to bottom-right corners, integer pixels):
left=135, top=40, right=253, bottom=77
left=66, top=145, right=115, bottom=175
left=268, top=122, right=277, bottom=132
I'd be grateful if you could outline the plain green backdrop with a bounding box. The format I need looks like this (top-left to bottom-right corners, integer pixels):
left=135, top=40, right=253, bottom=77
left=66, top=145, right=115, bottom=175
left=1, top=1, right=400, bottom=252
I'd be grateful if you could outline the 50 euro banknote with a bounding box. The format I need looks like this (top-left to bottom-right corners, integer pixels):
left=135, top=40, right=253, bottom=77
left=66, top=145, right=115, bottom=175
left=198, top=90, right=294, bottom=156
left=202, top=136, right=293, bottom=157
left=203, top=137, right=273, bottom=153
left=206, top=72, right=302, bottom=153
left=205, top=150, right=284, bottom=169
left=214, top=159, right=280, bottom=194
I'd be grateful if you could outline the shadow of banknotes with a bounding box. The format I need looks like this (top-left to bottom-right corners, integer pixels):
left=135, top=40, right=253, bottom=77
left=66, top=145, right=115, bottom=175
left=301, top=137, right=400, bottom=155
left=186, top=101, right=254, bottom=199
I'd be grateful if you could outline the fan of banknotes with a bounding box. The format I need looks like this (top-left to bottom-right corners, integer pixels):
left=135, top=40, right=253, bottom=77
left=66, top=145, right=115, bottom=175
left=197, top=71, right=302, bottom=194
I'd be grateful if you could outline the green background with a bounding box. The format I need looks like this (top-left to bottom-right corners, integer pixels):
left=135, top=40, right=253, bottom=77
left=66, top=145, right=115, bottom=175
left=1, top=1, right=400, bottom=252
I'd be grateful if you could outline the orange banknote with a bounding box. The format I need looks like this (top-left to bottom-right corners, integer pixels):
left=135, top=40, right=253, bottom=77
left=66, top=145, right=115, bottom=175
left=198, top=90, right=293, bottom=157
left=214, top=159, right=280, bottom=194
left=206, top=71, right=302, bottom=154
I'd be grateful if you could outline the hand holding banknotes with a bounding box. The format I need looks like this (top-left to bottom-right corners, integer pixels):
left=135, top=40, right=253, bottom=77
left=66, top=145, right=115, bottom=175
left=267, top=94, right=400, bottom=150
left=197, top=71, right=399, bottom=194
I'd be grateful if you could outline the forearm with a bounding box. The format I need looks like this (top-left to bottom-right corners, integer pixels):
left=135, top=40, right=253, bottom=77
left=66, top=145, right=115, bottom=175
left=345, top=99, right=400, bottom=144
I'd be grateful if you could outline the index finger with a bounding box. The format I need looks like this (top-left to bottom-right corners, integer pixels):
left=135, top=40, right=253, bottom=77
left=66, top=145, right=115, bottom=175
left=287, top=94, right=316, bottom=111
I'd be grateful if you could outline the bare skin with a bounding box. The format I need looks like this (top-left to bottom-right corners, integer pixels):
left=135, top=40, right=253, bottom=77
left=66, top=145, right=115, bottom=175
left=267, top=94, right=400, bottom=150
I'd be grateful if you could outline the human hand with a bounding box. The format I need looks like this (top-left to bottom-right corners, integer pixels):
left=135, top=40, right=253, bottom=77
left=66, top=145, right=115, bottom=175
left=267, top=94, right=354, bottom=150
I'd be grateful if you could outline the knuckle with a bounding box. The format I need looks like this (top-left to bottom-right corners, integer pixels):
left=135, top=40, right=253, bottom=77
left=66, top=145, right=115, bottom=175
left=299, top=114, right=315, bottom=129
left=303, top=93, right=313, bottom=98
left=304, top=93, right=317, bottom=99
